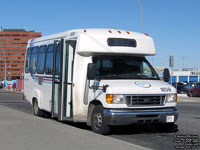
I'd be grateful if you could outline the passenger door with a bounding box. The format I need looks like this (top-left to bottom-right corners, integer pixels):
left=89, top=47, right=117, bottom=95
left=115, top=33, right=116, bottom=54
left=51, top=40, right=62, bottom=118
left=52, top=39, right=76, bottom=121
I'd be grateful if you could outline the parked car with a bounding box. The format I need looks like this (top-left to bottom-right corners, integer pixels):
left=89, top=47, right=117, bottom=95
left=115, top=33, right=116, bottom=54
left=0, top=81, right=4, bottom=89
left=187, top=83, right=200, bottom=97
left=172, top=82, right=188, bottom=94
left=185, top=82, right=199, bottom=93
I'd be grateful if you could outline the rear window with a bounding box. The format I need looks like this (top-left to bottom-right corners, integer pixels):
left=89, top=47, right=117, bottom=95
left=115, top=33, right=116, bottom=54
left=107, top=38, right=136, bottom=47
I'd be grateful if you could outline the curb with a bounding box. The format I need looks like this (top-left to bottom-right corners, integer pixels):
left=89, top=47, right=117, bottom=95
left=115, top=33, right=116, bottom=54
left=177, top=94, right=188, bottom=97
left=0, top=90, right=23, bottom=94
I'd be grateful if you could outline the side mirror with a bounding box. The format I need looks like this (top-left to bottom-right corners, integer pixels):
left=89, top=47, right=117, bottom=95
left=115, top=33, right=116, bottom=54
left=87, top=63, right=96, bottom=80
left=163, top=68, right=170, bottom=82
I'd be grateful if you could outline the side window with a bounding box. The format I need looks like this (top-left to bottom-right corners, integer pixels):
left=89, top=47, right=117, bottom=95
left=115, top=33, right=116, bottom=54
left=30, top=46, right=39, bottom=74
left=56, top=43, right=61, bottom=75
left=45, top=44, right=54, bottom=75
left=37, top=45, right=47, bottom=74
left=25, top=48, right=31, bottom=73
left=142, top=62, right=152, bottom=76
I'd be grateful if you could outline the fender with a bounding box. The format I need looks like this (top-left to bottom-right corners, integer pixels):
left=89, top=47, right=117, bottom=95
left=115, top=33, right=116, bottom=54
left=31, top=89, right=43, bottom=109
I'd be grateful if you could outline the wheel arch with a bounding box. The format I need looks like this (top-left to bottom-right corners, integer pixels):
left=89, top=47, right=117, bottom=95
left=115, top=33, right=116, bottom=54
left=31, top=89, right=43, bottom=109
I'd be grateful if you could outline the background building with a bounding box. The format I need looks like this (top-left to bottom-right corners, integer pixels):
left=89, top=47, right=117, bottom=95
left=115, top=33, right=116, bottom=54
left=170, top=69, right=200, bottom=83
left=154, top=67, right=200, bottom=83
left=0, top=28, right=41, bottom=80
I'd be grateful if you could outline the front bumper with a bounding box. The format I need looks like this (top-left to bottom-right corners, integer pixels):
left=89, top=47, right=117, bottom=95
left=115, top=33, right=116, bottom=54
left=104, top=107, right=178, bottom=125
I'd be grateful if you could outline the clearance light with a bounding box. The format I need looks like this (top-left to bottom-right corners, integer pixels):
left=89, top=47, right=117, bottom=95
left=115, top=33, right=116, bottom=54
left=117, top=30, right=121, bottom=34
left=126, top=31, right=130, bottom=34
left=83, top=29, right=87, bottom=32
left=106, top=94, right=113, bottom=104
left=73, top=83, right=75, bottom=87
left=144, top=33, right=149, bottom=36
left=108, top=30, right=112, bottom=33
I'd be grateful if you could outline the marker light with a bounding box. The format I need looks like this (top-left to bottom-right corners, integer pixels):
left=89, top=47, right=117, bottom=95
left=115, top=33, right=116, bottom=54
left=83, top=30, right=87, bottom=32
left=106, top=94, right=113, bottom=104
left=108, top=30, right=112, bottom=33
left=117, top=30, right=121, bottom=34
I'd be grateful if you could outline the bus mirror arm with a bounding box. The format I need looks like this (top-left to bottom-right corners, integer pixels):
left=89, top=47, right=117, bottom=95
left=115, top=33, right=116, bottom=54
left=89, top=84, right=109, bottom=93
left=103, top=85, right=109, bottom=93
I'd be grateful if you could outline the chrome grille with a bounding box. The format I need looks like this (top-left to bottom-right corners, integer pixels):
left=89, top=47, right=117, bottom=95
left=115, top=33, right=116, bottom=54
left=126, top=95, right=165, bottom=106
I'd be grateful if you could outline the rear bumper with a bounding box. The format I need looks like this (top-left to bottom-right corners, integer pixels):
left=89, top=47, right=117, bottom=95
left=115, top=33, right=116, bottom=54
left=104, top=107, right=178, bottom=125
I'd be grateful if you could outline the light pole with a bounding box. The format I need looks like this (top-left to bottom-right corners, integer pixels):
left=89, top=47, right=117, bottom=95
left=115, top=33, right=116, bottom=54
left=138, top=0, right=144, bottom=33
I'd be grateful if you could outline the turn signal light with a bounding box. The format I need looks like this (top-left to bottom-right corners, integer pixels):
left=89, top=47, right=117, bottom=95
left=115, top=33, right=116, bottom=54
left=106, top=94, right=113, bottom=104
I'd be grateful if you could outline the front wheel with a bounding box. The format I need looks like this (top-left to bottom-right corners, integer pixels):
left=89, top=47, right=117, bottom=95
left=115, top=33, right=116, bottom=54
left=91, top=105, right=110, bottom=135
left=189, top=92, right=193, bottom=97
left=154, top=123, right=175, bottom=132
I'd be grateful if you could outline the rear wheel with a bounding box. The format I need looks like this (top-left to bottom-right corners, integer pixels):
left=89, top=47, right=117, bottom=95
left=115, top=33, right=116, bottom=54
left=91, top=105, right=110, bottom=135
left=32, top=99, right=45, bottom=117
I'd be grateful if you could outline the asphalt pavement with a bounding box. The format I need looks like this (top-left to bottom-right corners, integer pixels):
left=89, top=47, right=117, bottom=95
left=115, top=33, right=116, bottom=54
left=0, top=91, right=199, bottom=150
left=0, top=92, right=149, bottom=150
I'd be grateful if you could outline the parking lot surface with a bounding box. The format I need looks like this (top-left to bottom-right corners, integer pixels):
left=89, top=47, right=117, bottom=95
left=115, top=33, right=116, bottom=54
left=0, top=91, right=199, bottom=150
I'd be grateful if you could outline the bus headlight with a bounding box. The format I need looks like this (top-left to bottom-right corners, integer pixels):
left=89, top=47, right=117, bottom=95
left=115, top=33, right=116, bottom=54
left=113, top=95, right=126, bottom=104
left=166, top=94, right=177, bottom=103
left=106, top=94, right=126, bottom=104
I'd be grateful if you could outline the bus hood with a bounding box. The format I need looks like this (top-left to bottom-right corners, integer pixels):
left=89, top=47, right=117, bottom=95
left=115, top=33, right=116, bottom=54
left=99, top=80, right=176, bottom=95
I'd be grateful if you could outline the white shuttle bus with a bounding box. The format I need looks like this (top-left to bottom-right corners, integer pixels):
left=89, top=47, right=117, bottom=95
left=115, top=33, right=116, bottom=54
left=24, top=29, right=178, bottom=134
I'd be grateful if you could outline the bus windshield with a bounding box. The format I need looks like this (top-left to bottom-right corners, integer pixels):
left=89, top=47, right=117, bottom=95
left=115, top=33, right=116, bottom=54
left=93, top=56, right=160, bottom=80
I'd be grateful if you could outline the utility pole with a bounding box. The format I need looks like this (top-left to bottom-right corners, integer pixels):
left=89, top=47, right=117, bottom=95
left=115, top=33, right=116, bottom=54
left=138, top=0, right=144, bottom=33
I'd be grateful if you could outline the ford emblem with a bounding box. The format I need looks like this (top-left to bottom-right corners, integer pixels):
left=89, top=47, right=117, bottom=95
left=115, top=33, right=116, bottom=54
left=135, top=82, right=151, bottom=88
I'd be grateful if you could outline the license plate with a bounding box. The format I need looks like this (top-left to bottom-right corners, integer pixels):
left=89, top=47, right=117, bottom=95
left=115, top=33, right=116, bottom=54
left=166, top=115, right=174, bottom=122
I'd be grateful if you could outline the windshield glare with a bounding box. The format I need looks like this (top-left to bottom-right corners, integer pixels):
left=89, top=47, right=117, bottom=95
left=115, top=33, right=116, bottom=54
left=93, top=56, right=160, bottom=80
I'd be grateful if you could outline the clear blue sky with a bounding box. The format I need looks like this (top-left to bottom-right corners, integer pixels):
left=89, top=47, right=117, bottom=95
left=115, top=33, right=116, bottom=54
left=1, top=0, right=199, bottom=69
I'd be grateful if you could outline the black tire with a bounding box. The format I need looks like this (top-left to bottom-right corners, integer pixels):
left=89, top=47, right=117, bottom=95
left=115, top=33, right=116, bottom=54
left=32, top=99, right=45, bottom=117
left=189, top=92, right=193, bottom=97
left=187, top=92, right=190, bottom=97
left=154, top=123, right=175, bottom=132
left=91, top=105, right=110, bottom=135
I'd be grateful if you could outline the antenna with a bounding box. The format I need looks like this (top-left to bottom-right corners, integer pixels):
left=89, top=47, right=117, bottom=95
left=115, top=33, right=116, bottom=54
left=138, top=0, right=144, bottom=33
